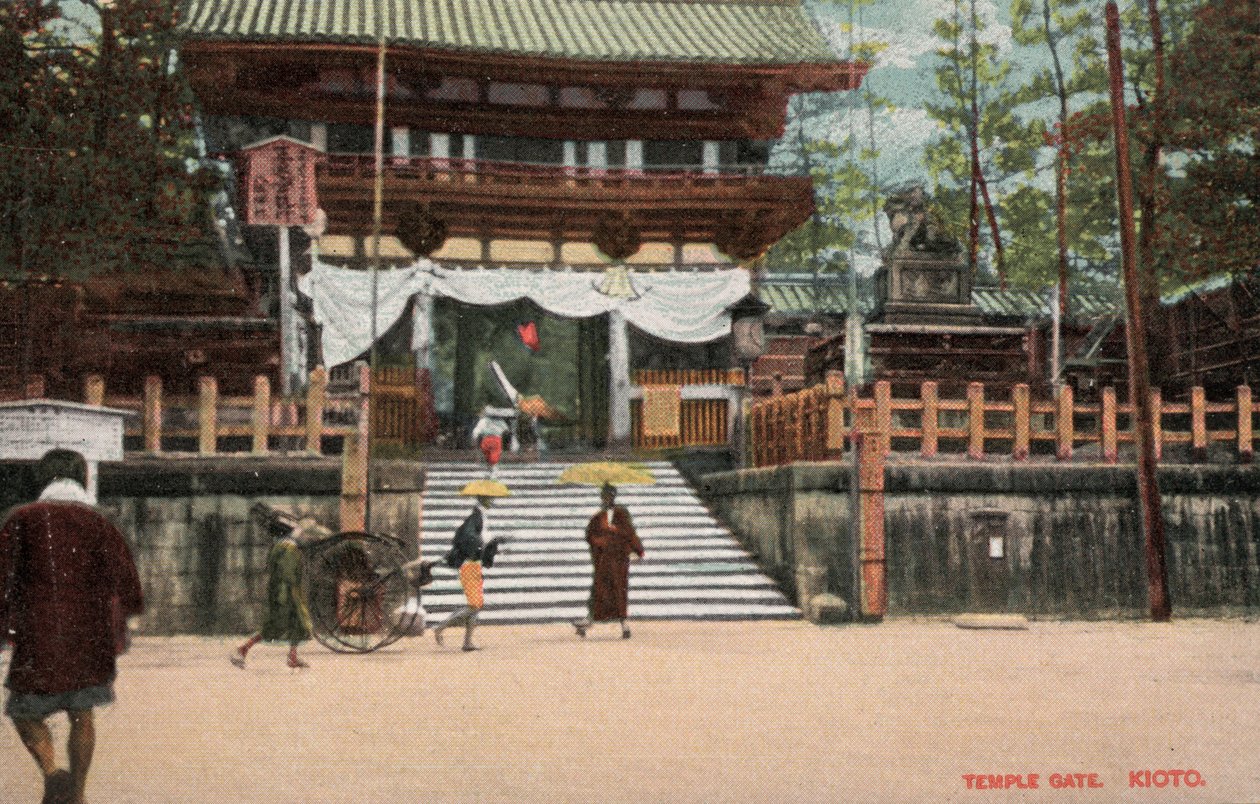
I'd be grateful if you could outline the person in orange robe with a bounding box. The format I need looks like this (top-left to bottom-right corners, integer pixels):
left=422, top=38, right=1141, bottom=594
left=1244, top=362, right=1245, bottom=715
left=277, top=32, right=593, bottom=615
left=573, top=483, right=645, bottom=640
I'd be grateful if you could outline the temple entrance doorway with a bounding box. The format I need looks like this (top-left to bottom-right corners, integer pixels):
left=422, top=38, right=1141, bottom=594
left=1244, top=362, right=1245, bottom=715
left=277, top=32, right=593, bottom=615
left=432, top=298, right=609, bottom=451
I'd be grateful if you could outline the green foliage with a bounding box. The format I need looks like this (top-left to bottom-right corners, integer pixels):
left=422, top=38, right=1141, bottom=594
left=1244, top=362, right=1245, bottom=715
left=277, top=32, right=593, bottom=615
left=1004, top=0, right=1118, bottom=290
left=921, top=0, right=1044, bottom=285
left=0, top=0, right=215, bottom=281
left=1159, top=0, right=1259, bottom=283
left=764, top=0, right=890, bottom=279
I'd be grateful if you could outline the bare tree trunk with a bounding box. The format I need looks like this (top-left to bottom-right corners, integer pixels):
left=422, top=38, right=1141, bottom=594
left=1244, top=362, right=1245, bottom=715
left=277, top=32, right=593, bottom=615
left=1043, top=0, right=1071, bottom=319
left=976, top=169, right=1005, bottom=288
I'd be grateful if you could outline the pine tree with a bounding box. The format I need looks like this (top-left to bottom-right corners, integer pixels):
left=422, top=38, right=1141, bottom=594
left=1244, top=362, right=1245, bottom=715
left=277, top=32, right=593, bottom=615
left=923, top=0, right=1040, bottom=287
left=1160, top=0, right=1259, bottom=283
left=0, top=0, right=216, bottom=281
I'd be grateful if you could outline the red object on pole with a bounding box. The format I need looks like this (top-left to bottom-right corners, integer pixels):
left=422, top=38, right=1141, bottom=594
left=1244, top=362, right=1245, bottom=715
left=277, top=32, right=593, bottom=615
left=517, top=321, right=541, bottom=352
left=1105, top=2, right=1171, bottom=622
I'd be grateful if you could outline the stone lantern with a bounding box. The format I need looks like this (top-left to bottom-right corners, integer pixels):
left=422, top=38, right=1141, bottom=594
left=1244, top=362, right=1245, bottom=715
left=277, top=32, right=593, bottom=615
left=726, top=294, right=770, bottom=467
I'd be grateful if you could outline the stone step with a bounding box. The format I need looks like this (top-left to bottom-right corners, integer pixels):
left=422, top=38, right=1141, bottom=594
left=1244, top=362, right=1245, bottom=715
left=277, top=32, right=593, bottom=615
left=419, top=460, right=798, bottom=625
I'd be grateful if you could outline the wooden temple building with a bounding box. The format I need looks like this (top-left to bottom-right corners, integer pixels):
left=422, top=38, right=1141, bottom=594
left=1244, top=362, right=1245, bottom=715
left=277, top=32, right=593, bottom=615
left=173, top=0, right=867, bottom=447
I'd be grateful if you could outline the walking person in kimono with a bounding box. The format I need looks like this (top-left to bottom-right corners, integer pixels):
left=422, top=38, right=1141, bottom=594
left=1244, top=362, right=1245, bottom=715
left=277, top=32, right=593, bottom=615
left=434, top=481, right=508, bottom=651
left=0, top=449, right=144, bottom=804
left=573, top=483, right=645, bottom=640
left=231, top=517, right=329, bottom=670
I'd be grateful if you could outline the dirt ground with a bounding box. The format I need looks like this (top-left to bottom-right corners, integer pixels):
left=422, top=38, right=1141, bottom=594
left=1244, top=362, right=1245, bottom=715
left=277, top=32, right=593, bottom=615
left=1, top=618, right=1257, bottom=803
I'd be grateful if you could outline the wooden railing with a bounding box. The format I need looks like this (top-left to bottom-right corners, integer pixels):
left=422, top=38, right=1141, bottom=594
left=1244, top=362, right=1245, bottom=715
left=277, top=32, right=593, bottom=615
left=633, top=368, right=745, bottom=386
left=5, top=367, right=371, bottom=457
left=750, top=374, right=1259, bottom=467
left=629, top=380, right=742, bottom=451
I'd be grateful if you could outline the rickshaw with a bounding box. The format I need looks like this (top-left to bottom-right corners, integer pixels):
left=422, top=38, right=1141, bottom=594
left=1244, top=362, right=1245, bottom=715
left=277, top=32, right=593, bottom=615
left=254, top=506, right=435, bottom=653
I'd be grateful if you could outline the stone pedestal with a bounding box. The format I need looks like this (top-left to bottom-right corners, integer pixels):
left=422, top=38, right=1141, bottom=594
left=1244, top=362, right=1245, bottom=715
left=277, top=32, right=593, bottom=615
left=874, top=254, right=983, bottom=326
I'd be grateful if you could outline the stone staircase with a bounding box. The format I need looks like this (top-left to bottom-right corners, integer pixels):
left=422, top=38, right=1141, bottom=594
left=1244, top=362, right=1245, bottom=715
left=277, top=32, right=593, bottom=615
left=418, top=461, right=799, bottom=625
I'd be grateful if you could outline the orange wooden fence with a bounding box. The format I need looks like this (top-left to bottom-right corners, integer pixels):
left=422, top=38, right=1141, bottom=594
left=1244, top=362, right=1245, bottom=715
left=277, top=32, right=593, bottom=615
left=11, top=366, right=368, bottom=456
left=630, top=397, right=731, bottom=450
left=750, top=375, right=1258, bottom=467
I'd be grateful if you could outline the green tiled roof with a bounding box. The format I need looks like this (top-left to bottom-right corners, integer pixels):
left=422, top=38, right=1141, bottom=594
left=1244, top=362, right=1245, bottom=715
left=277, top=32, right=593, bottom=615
left=758, top=274, right=1122, bottom=322
left=178, top=0, right=841, bottom=65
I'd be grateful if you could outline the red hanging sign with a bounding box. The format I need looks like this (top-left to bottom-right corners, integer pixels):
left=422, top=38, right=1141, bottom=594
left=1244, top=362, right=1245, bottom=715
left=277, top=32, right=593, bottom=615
left=237, top=136, right=324, bottom=227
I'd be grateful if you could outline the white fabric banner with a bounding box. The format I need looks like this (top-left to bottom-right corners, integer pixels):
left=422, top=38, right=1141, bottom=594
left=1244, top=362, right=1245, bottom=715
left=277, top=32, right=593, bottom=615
left=297, top=258, right=750, bottom=367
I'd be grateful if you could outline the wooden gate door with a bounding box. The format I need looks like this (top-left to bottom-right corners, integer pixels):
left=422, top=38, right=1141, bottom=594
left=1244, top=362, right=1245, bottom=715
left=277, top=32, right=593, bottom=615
left=370, top=364, right=421, bottom=453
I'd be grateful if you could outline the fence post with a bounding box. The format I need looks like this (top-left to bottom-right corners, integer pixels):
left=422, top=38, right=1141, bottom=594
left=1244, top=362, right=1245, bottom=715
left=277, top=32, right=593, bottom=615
left=793, top=393, right=807, bottom=463
left=874, top=380, right=892, bottom=457
left=854, top=429, right=887, bottom=622
left=305, top=366, right=328, bottom=455
left=1239, top=385, right=1253, bottom=464
left=251, top=375, right=271, bottom=455
left=198, top=376, right=218, bottom=456
left=1191, top=385, right=1207, bottom=462
left=1012, top=383, right=1030, bottom=461
left=1150, top=388, right=1163, bottom=462
left=921, top=381, right=938, bottom=458
left=339, top=433, right=368, bottom=532
left=340, top=363, right=373, bottom=531
left=84, top=374, right=105, bottom=406
left=1056, top=384, right=1074, bottom=461
left=143, top=376, right=162, bottom=454
left=825, top=371, right=846, bottom=460
left=967, top=382, right=985, bottom=460
left=1101, top=387, right=1118, bottom=463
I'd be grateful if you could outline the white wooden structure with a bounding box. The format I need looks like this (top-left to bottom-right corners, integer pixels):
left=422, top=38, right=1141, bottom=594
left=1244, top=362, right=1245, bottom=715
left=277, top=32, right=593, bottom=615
left=0, top=400, right=132, bottom=503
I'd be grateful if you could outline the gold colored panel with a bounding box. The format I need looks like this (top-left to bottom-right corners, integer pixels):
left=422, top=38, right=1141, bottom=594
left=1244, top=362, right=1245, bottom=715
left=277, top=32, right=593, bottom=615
left=489, top=239, right=554, bottom=263
left=431, top=237, right=483, bottom=261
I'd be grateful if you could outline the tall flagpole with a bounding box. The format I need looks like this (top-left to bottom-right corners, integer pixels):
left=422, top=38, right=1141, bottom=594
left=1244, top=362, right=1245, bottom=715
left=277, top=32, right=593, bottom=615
left=1106, top=2, right=1170, bottom=621
left=366, top=32, right=387, bottom=531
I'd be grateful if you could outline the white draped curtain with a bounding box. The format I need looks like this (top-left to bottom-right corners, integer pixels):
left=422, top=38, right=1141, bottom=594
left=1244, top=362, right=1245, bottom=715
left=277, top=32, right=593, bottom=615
left=297, top=258, right=751, bottom=368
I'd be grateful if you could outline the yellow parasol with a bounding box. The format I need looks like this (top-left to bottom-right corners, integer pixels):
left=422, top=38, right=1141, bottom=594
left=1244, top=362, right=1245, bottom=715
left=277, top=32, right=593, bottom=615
left=556, top=462, right=655, bottom=487
left=459, top=479, right=511, bottom=497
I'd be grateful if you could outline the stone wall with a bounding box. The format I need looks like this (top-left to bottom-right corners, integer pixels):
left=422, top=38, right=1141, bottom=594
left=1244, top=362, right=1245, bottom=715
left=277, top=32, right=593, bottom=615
left=703, top=461, right=1260, bottom=619
left=98, top=457, right=424, bottom=634
left=702, top=463, right=856, bottom=614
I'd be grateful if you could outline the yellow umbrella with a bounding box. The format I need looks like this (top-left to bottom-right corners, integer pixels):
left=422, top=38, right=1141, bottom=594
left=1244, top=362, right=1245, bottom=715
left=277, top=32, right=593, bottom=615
left=459, top=479, right=511, bottom=497
left=556, top=462, right=655, bottom=486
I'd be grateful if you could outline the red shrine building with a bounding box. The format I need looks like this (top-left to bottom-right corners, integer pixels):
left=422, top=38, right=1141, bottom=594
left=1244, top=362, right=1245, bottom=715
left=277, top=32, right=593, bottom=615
left=171, top=0, right=866, bottom=447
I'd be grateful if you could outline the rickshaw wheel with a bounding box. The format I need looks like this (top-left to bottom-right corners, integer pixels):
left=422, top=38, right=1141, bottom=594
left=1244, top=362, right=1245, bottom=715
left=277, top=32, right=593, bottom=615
left=307, top=532, right=416, bottom=653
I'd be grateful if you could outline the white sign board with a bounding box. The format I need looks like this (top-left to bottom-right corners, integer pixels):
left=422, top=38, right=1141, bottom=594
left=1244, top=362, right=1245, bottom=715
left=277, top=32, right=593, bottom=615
left=0, top=401, right=130, bottom=462
left=0, top=401, right=132, bottom=503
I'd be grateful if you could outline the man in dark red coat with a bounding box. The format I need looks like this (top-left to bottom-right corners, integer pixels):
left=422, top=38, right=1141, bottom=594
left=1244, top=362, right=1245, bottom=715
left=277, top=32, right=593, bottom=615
left=573, top=483, right=645, bottom=640
left=0, top=449, right=144, bottom=804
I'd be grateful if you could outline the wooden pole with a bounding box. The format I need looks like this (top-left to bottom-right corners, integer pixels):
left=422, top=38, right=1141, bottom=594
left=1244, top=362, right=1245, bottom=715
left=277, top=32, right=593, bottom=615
left=305, top=366, right=327, bottom=455
left=1106, top=2, right=1170, bottom=621
left=251, top=374, right=271, bottom=455
left=365, top=33, right=388, bottom=530
left=967, top=382, right=985, bottom=460
left=198, top=376, right=218, bottom=456
left=1012, top=383, right=1031, bottom=461
left=1056, top=383, right=1074, bottom=461
left=143, top=376, right=162, bottom=454
left=1238, top=386, right=1253, bottom=464
left=84, top=374, right=105, bottom=406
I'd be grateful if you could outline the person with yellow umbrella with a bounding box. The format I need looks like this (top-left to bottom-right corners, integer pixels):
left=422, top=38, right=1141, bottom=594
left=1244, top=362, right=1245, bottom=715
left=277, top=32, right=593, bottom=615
left=433, top=479, right=510, bottom=652
left=559, top=464, right=651, bottom=640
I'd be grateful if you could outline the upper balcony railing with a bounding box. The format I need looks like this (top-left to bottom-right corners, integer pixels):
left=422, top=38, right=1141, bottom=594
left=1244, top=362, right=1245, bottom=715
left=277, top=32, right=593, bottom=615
left=319, top=153, right=796, bottom=184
